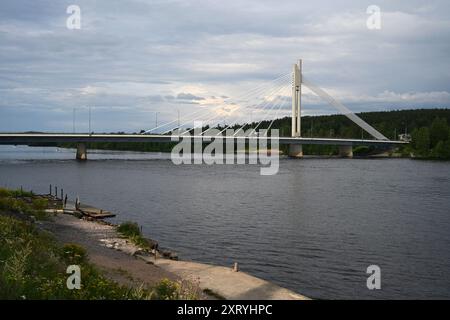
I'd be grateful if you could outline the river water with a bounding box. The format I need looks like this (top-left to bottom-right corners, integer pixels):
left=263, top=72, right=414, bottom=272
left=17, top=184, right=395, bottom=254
left=1, top=145, right=449, bottom=299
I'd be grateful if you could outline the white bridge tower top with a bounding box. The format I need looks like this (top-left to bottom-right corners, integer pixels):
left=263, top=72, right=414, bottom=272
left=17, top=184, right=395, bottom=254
left=292, top=59, right=302, bottom=137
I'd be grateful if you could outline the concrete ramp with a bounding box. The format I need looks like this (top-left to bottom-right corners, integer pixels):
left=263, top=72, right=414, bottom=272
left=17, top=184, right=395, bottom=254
left=139, top=257, right=309, bottom=300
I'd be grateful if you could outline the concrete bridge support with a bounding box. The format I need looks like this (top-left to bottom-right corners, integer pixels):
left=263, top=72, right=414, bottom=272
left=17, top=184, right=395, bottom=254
left=288, top=144, right=303, bottom=158
left=289, top=59, right=303, bottom=158
left=76, top=143, right=87, bottom=161
left=338, top=145, right=353, bottom=158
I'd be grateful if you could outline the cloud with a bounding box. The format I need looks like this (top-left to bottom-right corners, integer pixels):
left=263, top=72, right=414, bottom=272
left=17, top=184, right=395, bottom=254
left=0, top=0, right=449, bottom=132
left=176, top=92, right=205, bottom=101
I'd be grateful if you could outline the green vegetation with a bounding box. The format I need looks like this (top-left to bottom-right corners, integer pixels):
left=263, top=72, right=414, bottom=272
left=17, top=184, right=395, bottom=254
left=117, top=221, right=155, bottom=250
left=409, top=117, right=450, bottom=159
left=117, top=221, right=141, bottom=237
left=61, top=243, right=88, bottom=265
left=154, top=278, right=201, bottom=300
left=263, top=108, right=450, bottom=158
left=58, top=141, right=176, bottom=153
left=0, top=188, right=198, bottom=300
left=0, top=214, right=152, bottom=299
left=0, top=188, right=50, bottom=220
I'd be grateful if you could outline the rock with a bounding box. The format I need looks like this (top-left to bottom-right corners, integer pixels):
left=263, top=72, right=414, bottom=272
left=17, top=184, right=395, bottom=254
left=145, top=238, right=159, bottom=250
left=169, top=252, right=178, bottom=260
left=160, top=249, right=178, bottom=260
left=160, top=250, right=170, bottom=258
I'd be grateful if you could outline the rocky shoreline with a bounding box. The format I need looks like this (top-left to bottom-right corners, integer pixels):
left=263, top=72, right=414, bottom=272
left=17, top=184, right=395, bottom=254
left=41, top=211, right=309, bottom=300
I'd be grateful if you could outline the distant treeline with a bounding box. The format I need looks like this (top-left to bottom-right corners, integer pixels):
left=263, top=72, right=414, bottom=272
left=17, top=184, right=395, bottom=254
left=58, top=108, right=450, bottom=159
left=59, top=141, right=176, bottom=153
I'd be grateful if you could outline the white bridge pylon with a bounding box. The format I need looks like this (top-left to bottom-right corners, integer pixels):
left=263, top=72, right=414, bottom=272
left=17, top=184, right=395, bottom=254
left=292, top=59, right=388, bottom=141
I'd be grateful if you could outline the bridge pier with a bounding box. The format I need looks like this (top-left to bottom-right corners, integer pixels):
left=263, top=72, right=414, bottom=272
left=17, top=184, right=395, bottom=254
left=338, top=145, right=353, bottom=158
left=76, top=143, right=87, bottom=161
left=288, top=144, right=303, bottom=158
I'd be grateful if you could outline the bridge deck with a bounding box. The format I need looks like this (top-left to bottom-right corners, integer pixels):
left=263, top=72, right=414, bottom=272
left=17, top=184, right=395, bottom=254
left=0, top=133, right=407, bottom=146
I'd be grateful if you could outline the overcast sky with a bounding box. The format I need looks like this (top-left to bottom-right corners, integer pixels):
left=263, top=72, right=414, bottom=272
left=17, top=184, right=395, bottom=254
left=1, top=0, right=449, bottom=132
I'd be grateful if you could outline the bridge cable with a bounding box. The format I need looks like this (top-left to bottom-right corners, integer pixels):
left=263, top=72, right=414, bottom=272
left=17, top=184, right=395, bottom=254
left=264, top=91, right=290, bottom=136
left=158, top=72, right=292, bottom=135
left=302, top=77, right=388, bottom=140
left=249, top=85, right=290, bottom=136
left=217, top=75, right=292, bottom=136
left=199, top=76, right=292, bottom=135
left=233, top=80, right=291, bottom=136
left=200, top=78, right=290, bottom=136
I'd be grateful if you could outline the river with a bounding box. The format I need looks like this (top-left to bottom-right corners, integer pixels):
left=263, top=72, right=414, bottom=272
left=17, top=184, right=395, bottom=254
left=1, top=145, right=449, bottom=299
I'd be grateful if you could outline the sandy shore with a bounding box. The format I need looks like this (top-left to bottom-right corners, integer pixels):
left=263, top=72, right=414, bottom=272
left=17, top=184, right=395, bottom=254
left=40, top=213, right=309, bottom=300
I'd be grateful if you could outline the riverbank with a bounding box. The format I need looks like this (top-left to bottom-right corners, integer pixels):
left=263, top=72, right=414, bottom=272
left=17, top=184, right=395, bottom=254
left=0, top=188, right=187, bottom=299
left=42, top=213, right=309, bottom=300
left=0, top=187, right=309, bottom=300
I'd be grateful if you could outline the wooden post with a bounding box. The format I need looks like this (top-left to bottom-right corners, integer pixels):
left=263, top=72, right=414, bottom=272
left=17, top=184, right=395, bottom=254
left=49, top=184, right=52, bottom=195
left=55, top=186, right=57, bottom=198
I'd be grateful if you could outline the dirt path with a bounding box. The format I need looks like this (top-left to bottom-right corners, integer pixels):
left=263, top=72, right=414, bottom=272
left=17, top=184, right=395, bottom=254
left=40, top=214, right=178, bottom=289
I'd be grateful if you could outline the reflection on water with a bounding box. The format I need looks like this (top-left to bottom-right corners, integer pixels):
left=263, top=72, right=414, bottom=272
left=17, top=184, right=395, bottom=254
left=1, top=145, right=450, bottom=299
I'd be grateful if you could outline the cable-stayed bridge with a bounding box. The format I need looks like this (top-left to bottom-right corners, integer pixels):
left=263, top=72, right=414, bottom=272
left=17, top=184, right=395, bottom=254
left=0, top=59, right=407, bottom=160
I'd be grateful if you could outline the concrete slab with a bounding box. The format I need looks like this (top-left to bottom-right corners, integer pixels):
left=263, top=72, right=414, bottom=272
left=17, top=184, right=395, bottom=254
left=139, top=256, right=310, bottom=300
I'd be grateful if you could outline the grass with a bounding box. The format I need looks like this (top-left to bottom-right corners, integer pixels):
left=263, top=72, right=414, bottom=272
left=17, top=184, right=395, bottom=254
left=117, top=221, right=154, bottom=250
left=0, top=210, right=198, bottom=300
left=0, top=187, right=199, bottom=300
left=0, top=213, right=155, bottom=299
left=0, top=188, right=34, bottom=198
left=0, top=187, right=50, bottom=220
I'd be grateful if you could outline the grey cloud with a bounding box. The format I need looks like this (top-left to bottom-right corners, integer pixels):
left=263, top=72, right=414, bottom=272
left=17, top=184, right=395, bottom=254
left=0, top=0, right=449, bottom=132
left=176, top=93, right=205, bottom=101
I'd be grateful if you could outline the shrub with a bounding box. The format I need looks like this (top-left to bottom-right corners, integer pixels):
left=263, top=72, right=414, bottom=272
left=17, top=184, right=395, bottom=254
left=0, top=188, right=13, bottom=198
left=117, top=221, right=141, bottom=238
left=62, top=243, right=88, bottom=264
left=0, top=189, right=49, bottom=220
left=151, top=278, right=200, bottom=300
left=353, top=146, right=370, bottom=156
left=32, top=198, right=48, bottom=211
left=10, top=189, right=34, bottom=198
left=152, top=278, right=180, bottom=300
left=117, top=221, right=152, bottom=250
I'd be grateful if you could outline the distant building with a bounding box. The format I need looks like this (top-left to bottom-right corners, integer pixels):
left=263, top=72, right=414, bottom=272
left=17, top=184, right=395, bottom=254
left=398, top=133, right=411, bottom=142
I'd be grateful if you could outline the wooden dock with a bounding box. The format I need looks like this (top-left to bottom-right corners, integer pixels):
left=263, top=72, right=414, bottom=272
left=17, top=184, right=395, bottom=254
left=63, top=200, right=115, bottom=219
left=15, top=185, right=116, bottom=220
left=78, top=203, right=116, bottom=219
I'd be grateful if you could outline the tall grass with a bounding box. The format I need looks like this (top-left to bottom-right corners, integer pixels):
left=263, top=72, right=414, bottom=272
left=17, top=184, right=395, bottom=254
left=117, top=221, right=153, bottom=250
